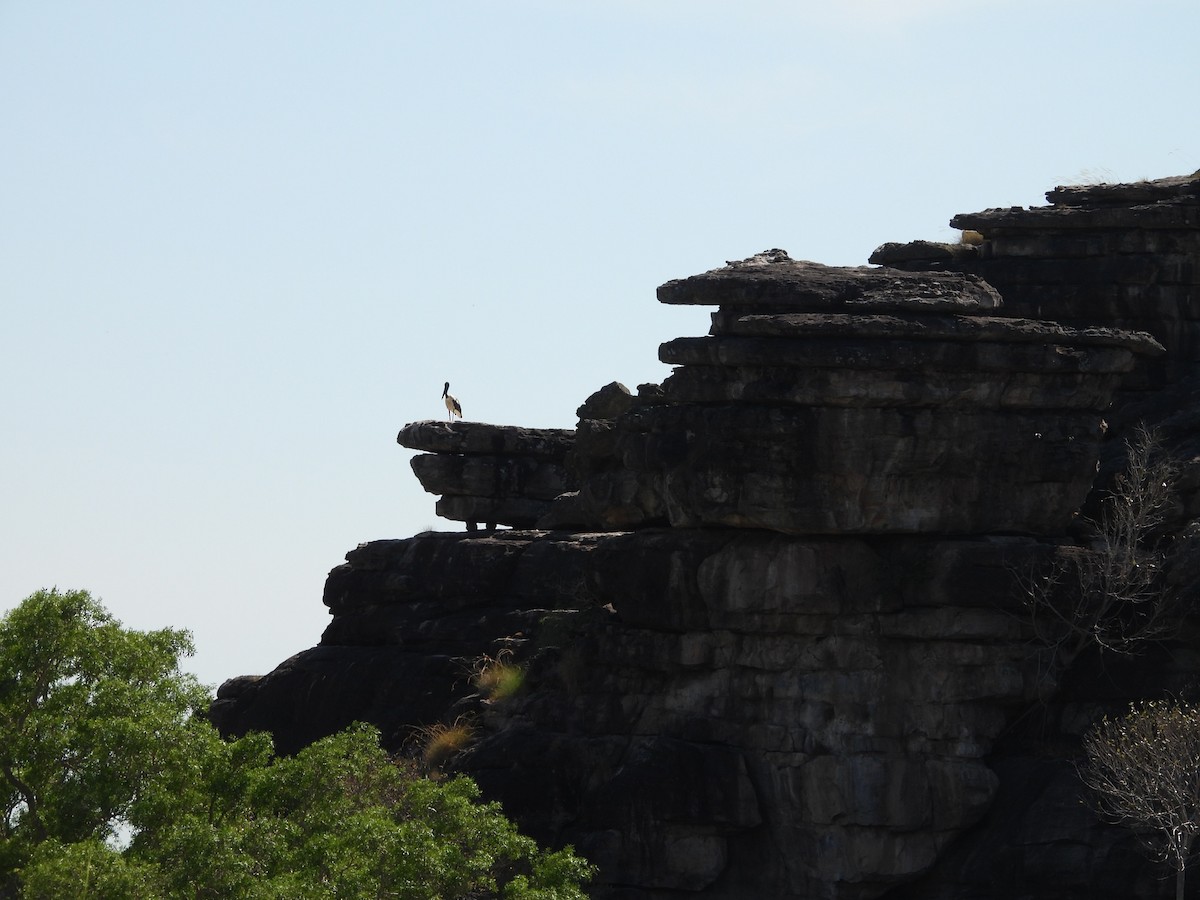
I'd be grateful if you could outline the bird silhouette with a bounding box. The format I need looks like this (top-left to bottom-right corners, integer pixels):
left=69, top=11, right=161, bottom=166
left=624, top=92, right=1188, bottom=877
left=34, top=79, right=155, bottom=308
left=442, top=382, right=462, bottom=421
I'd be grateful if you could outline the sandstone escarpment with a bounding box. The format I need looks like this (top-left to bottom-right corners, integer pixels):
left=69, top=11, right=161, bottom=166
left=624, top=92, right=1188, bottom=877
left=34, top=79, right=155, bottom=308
left=398, top=421, right=575, bottom=528
left=568, top=252, right=1159, bottom=535
left=213, top=173, right=1200, bottom=900
left=261, top=528, right=1050, bottom=899
left=872, top=172, right=1200, bottom=390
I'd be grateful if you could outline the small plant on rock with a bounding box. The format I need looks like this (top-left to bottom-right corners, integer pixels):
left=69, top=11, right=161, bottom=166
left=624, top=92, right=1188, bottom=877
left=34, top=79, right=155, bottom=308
left=471, top=650, right=526, bottom=703
left=415, top=717, right=476, bottom=777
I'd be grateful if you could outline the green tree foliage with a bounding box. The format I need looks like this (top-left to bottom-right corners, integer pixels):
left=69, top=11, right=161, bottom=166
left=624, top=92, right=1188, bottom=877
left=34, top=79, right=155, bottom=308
left=1080, top=699, right=1200, bottom=900
left=0, top=587, right=207, bottom=882
left=1, top=589, right=593, bottom=899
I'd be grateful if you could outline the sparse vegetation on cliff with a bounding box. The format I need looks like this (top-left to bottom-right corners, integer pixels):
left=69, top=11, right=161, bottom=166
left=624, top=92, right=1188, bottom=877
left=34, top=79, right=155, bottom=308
left=1023, top=425, right=1183, bottom=672
left=415, top=716, right=477, bottom=776
left=471, top=650, right=526, bottom=703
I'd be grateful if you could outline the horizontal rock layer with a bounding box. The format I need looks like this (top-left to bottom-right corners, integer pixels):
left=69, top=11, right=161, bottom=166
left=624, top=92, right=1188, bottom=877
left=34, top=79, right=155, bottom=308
left=212, top=528, right=1049, bottom=900
left=560, top=252, right=1152, bottom=535
left=410, top=454, right=568, bottom=502
left=658, top=251, right=1003, bottom=313
left=661, top=364, right=1123, bottom=410
left=871, top=174, right=1200, bottom=387
left=398, top=421, right=576, bottom=528
left=399, top=420, right=575, bottom=459
left=662, top=334, right=1141, bottom=374
left=709, top=311, right=1163, bottom=351
left=591, top=405, right=1105, bottom=534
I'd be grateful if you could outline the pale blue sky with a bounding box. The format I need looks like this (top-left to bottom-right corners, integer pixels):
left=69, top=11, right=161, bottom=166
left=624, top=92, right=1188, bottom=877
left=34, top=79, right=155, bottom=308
left=2, top=1, right=1196, bottom=689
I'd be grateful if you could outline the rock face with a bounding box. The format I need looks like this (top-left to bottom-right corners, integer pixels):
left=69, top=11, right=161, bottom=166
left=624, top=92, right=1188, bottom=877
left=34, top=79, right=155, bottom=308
left=398, top=421, right=575, bottom=528
left=215, top=529, right=1048, bottom=899
left=871, top=172, right=1200, bottom=389
left=212, top=173, right=1200, bottom=900
left=568, top=252, right=1159, bottom=535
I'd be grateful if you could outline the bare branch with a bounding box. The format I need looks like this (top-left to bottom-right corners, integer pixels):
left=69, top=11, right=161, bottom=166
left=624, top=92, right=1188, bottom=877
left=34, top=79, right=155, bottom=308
left=1022, top=424, right=1184, bottom=672
left=1080, top=699, right=1200, bottom=900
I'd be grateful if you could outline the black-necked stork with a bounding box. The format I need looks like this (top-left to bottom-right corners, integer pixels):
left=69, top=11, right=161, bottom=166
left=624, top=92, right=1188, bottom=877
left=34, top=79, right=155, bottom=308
left=442, top=382, right=463, bottom=421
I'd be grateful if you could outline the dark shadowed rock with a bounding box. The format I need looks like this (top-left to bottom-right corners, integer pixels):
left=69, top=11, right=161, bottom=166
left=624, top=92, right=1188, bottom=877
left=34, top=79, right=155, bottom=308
left=628, top=405, right=1105, bottom=533
left=410, top=454, right=568, bottom=502
left=870, top=239, right=979, bottom=267
left=1045, top=171, right=1200, bottom=207
left=560, top=254, right=1157, bottom=535
left=213, top=529, right=1050, bottom=898
left=398, top=421, right=576, bottom=528
left=658, top=250, right=1003, bottom=313
left=576, top=381, right=635, bottom=420
left=398, top=420, right=574, bottom=459
left=876, top=172, right=1200, bottom=387
left=215, top=173, right=1200, bottom=900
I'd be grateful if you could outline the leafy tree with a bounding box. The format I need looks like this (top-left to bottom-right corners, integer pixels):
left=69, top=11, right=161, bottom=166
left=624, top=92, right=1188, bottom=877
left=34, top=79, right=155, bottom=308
left=0, top=589, right=593, bottom=899
left=1080, top=699, right=1200, bottom=900
left=128, top=724, right=593, bottom=899
left=19, top=839, right=159, bottom=900
left=0, top=587, right=207, bottom=893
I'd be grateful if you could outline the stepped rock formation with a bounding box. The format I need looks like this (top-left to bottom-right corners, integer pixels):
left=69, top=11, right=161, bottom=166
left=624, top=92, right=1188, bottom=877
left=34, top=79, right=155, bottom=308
left=212, top=173, right=1200, bottom=899
left=398, top=421, right=575, bottom=529
left=872, top=172, right=1200, bottom=390
left=566, top=253, right=1157, bottom=536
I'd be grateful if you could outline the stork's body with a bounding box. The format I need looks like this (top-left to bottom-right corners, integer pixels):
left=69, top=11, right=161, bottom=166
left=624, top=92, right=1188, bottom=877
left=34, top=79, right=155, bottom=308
left=442, top=382, right=462, bottom=421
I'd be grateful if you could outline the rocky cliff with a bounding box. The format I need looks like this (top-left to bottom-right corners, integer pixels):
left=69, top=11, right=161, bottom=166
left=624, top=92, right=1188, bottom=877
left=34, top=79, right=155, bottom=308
left=211, top=172, right=1200, bottom=899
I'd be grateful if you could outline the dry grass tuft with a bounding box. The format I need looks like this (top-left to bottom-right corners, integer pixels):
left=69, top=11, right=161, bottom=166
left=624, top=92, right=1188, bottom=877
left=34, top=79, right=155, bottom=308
left=415, top=717, right=476, bottom=776
left=470, top=650, right=526, bottom=703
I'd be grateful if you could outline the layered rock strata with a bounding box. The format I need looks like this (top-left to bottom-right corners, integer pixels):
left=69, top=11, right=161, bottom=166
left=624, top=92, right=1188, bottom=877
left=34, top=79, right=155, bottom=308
left=568, top=251, right=1160, bottom=535
left=213, top=175, right=1200, bottom=900
left=398, top=420, right=575, bottom=528
left=871, top=172, right=1200, bottom=389
left=212, top=527, right=1052, bottom=899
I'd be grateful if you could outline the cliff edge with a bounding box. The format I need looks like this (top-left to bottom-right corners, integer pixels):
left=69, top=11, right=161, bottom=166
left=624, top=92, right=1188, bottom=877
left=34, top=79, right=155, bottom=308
left=212, top=173, right=1200, bottom=899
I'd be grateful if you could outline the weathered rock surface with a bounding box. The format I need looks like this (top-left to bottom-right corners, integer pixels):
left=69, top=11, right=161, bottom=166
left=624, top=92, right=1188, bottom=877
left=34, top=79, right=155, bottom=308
left=214, top=173, right=1200, bottom=900
left=213, top=529, right=1051, bottom=898
left=398, top=421, right=575, bottom=528
left=564, top=252, right=1158, bottom=535
left=871, top=172, right=1200, bottom=388
left=657, top=251, right=1003, bottom=313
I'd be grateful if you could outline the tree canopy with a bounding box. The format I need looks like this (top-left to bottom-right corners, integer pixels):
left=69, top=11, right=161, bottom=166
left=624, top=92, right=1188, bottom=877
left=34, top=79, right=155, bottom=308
left=0, top=588, right=593, bottom=899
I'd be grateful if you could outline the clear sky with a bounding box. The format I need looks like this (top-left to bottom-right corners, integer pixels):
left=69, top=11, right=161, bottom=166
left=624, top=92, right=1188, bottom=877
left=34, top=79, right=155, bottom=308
left=2, top=1, right=1197, bottom=690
